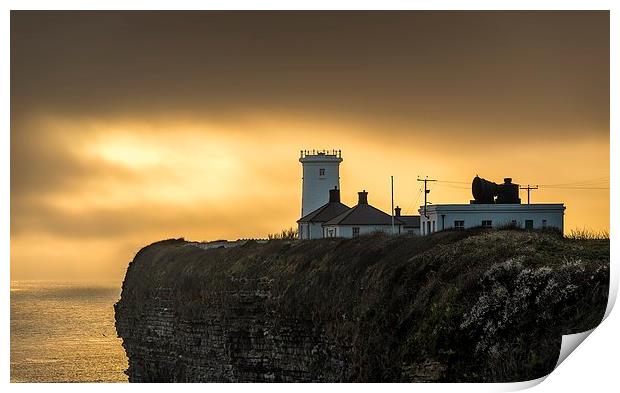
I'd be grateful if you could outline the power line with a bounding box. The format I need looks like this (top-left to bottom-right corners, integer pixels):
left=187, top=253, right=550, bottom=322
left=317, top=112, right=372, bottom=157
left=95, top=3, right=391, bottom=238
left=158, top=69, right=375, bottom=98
left=411, top=187, right=423, bottom=212
left=410, top=176, right=608, bottom=212
left=436, top=180, right=470, bottom=185
left=404, top=187, right=422, bottom=215
left=540, top=186, right=609, bottom=190
left=539, top=176, right=609, bottom=187
left=434, top=176, right=610, bottom=191
left=435, top=183, right=470, bottom=190
left=541, top=182, right=609, bottom=187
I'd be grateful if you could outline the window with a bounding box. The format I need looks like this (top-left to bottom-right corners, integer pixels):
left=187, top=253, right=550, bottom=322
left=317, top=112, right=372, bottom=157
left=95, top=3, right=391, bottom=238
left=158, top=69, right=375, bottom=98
left=525, top=220, right=534, bottom=229
left=426, top=221, right=431, bottom=235
left=319, top=168, right=325, bottom=176
left=432, top=221, right=436, bottom=232
left=454, top=220, right=465, bottom=230
left=482, top=220, right=492, bottom=229
left=328, top=228, right=335, bottom=237
left=542, top=219, right=547, bottom=228
left=352, top=227, right=360, bottom=237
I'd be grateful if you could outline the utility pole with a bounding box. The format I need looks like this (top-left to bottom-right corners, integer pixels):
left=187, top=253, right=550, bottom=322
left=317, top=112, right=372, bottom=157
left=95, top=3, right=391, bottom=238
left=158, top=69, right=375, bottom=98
left=417, top=176, right=437, bottom=218
left=391, top=176, right=395, bottom=234
left=520, top=184, right=539, bottom=204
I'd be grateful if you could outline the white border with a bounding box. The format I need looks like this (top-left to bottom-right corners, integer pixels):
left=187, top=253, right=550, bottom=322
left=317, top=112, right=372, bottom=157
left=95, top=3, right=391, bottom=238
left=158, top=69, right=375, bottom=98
left=3, top=2, right=617, bottom=392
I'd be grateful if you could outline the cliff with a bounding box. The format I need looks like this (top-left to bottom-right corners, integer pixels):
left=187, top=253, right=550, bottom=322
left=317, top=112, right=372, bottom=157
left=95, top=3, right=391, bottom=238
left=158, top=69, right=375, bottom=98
left=114, top=229, right=609, bottom=382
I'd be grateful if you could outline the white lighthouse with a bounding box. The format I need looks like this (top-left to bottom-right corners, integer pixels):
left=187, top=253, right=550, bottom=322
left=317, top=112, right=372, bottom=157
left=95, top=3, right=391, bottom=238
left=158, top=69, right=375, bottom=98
left=299, top=149, right=343, bottom=218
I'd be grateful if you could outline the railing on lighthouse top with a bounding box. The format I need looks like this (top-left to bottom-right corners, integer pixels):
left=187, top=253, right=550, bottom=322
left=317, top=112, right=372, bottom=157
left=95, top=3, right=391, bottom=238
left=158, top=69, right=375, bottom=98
left=299, top=149, right=342, bottom=159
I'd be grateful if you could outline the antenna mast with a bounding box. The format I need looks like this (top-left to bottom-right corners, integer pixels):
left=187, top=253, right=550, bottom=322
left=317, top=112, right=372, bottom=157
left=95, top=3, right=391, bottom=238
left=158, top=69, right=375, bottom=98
left=391, top=176, right=395, bottom=234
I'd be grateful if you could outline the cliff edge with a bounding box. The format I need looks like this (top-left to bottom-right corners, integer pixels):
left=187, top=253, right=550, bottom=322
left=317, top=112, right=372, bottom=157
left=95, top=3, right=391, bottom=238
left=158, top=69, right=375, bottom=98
left=114, top=229, right=609, bottom=382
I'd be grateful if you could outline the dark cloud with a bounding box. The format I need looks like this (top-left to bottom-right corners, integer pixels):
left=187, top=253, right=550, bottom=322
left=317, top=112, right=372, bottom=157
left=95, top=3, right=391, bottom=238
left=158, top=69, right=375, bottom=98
left=11, top=11, right=609, bottom=136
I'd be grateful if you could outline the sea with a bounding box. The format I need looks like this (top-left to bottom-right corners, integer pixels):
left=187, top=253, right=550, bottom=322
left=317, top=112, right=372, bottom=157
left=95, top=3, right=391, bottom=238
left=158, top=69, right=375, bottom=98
left=10, top=281, right=128, bottom=382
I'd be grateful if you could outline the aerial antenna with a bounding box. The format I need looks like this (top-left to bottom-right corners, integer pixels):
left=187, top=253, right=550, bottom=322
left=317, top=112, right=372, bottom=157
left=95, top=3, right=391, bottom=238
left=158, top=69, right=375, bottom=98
left=391, top=176, right=395, bottom=234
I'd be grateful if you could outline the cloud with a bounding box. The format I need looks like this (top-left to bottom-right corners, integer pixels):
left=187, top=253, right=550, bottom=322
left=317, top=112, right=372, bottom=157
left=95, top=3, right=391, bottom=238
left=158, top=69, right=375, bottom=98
left=11, top=11, right=609, bottom=138
left=11, top=126, right=140, bottom=200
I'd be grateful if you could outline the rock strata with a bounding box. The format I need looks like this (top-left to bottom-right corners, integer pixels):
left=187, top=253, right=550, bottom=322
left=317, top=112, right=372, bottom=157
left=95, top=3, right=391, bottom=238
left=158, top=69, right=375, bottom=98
left=115, top=230, right=608, bottom=382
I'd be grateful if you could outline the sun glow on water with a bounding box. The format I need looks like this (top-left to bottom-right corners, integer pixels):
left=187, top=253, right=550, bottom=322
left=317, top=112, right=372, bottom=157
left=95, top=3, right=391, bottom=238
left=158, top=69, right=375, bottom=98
left=10, top=281, right=128, bottom=382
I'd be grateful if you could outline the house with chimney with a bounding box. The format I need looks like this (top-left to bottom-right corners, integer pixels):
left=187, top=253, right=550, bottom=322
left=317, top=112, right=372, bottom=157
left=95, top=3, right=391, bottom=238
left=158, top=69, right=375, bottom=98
left=323, top=190, right=405, bottom=238
left=297, top=187, right=350, bottom=240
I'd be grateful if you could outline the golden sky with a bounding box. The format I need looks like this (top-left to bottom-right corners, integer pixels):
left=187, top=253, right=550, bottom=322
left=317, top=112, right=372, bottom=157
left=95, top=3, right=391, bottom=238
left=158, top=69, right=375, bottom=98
left=11, top=11, right=609, bottom=281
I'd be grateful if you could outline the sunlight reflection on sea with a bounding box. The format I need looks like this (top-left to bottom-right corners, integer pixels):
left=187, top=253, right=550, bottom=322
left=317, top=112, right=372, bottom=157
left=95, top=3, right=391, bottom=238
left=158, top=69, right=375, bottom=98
left=10, top=281, right=128, bottom=382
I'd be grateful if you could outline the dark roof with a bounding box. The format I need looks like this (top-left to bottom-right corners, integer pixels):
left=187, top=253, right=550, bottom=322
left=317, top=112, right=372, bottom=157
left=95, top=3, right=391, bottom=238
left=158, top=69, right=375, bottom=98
left=324, top=203, right=405, bottom=226
left=399, top=215, right=420, bottom=228
left=297, top=201, right=351, bottom=223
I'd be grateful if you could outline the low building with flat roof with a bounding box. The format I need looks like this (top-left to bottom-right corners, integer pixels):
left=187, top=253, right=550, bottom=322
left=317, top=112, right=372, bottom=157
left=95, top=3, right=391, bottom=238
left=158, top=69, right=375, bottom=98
left=419, top=203, right=565, bottom=235
left=419, top=176, right=565, bottom=235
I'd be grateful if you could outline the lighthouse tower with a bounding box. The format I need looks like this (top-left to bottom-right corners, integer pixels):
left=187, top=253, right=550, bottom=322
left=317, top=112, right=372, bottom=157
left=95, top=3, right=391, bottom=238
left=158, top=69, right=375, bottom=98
left=299, top=149, right=343, bottom=217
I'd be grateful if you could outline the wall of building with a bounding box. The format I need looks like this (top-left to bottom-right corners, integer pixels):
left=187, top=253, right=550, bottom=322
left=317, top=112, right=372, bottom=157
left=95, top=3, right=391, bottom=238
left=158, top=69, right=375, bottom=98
left=303, top=222, right=324, bottom=239
left=300, top=221, right=415, bottom=239
left=419, top=204, right=565, bottom=235
left=300, top=155, right=341, bottom=217
left=298, top=223, right=309, bottom=239
left=323, top=224, right=402, bottom=238
left=300, top=222, right=338, bottom=239
left=403, top=227, right=421, bottom=236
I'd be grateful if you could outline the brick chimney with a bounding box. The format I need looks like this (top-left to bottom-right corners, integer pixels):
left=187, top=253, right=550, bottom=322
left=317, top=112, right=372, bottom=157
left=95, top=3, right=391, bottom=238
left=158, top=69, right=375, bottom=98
left=358, top=190, right=368, bottom=205
left=328, top=186, right=340, bottom=203
left=394, top=206, right=401, bottom=217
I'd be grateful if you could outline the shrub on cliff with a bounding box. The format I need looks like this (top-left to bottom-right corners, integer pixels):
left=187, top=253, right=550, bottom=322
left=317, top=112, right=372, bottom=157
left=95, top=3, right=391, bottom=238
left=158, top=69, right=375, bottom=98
left=267, top=227, right=298, bottom=240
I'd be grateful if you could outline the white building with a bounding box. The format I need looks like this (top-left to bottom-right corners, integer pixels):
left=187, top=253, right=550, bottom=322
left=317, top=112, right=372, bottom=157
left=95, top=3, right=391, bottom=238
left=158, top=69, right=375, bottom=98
left=419, top=177, right=565, bottom=235
left=323, top=191, right=405, bottom=238
left=297, top=187, right=350, bottom=239
left=419, top=203, right=565, bottom=235
left=299, top=150, right=342, bottom=218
